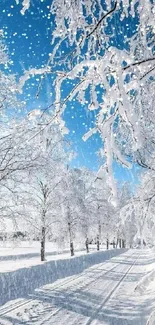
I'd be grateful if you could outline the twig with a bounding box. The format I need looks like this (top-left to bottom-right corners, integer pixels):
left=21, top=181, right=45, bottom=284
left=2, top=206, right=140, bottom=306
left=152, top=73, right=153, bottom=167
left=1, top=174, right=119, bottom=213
left=123, top=57, right=155, bottom=71
left=86, top=2, right=117, bottom=38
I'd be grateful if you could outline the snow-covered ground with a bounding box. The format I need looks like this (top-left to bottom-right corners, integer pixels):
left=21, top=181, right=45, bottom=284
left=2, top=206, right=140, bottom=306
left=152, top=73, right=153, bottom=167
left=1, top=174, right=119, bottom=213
left=0, top=247, right=106, bottom=273
left=0, top=241, right=109, bottom=260
left=0, top=240, right=108, bottom=273
left=134, top=251, right=155, bottom=325
left=0, top=241, right=86, bottom=260
left=0, top=249, right=155, bottom=324
left=0, top=246, right=123, bottom=306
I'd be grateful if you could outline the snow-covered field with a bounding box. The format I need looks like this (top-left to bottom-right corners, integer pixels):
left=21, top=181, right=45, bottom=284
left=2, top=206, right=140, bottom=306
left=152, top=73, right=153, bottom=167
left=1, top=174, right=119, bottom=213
left=0, top=240, right=108, bottom=274
left=0, top=241, right=86, bottom=260
left=0, top=241, right=109, bottom=260
left=0, top=249, right=155, bottom=324
left=0, top=244, right=122, bottom=306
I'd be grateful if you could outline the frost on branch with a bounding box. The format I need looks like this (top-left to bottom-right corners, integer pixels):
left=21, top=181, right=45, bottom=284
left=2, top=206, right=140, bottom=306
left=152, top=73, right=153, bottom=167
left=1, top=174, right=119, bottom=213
left=48, top=0, right=155, bottom=199
left=15, top=0, right=155, bottom=200
left=0, top=33, right=22, bottom=112
left=82, top=128, right=97, bottom=142
left=17, top=67, right=51, bottom=94
left=21, top=0, right=30, bottom=15
left=0, top=32, right=8, bottom=65
left=15, top=0, right=31, bottom=15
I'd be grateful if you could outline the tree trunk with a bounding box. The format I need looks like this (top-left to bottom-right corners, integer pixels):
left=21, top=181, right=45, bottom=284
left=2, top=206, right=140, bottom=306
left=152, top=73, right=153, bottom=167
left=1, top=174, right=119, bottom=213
left=122, top=239, right=126, bottom=248
left=99, top=222, right=101, bottom=241
left=97, top=218, right=101, bottom=251
left=41, top=226, right=45, bottom=261
left=85, top=237, right=89, bottom=253
left=97, top=235, right=100, bottom=251
left=70, top=241, right=74, bottom=256
left=106, top=238, right=109, bottom=250
left=68, top=222, right=74, bottom=256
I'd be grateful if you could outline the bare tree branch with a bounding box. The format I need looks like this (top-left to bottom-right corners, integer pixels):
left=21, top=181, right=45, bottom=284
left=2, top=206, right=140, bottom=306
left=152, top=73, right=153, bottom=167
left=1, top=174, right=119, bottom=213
left=123, top=57, right=155, bottom=71
left=86, top=2, right=117, bottom=38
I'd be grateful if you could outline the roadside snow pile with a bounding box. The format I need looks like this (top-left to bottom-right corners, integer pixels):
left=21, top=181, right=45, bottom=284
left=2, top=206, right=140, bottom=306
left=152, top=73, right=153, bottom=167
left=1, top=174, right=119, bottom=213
left=147, top=311, right=155, bottom=325
left=134, top=269, right=155, bottom=294
left=134, top=262, right=155, bottom=325
left=0, top=248, right=126, bottom=305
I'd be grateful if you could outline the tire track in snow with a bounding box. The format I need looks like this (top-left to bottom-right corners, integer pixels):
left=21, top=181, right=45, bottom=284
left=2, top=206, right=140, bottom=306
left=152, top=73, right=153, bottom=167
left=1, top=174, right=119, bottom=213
left=0, top=251, right=130, bottom=321
left=0, top=261, right=110, bottom=318
left=0, top=260, right=115, bottom=319
left=28, top=252, right=136, bottom=325
left=84, top=253, right=140, bottom=325
left=0, top=299, right=33, bottom=317
left=0, top=251, right=134, bottom=324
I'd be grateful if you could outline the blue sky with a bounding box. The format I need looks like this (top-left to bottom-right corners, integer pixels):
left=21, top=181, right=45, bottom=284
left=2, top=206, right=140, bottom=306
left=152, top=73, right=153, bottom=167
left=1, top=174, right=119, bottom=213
left=0, top=0, right=141, bottom=184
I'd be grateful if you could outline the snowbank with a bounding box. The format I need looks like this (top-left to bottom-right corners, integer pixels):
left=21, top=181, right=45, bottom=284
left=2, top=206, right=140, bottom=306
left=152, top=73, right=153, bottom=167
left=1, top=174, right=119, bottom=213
left=0, top=248, right=127, bottom=305
left=147, top=311, right=155, bottom=325
left=134, top=269, right=155, bottom=294
left=134, top=265, right=155, bottom=325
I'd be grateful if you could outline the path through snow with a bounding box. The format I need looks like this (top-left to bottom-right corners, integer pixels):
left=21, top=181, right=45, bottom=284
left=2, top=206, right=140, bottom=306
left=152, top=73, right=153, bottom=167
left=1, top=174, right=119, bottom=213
left=0, top=249, right=155, bottom=325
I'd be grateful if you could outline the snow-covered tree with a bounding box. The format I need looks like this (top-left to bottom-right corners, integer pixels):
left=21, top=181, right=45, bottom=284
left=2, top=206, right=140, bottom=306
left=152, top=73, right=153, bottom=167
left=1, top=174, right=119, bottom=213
left=116, top=182, right=132, bottom=246
left=13, top=0, right=155, bottom=251
left=0, top=115, right=46, bottom=240
left=15, top=116, right=71, bottom=261
left=133, top=170, right=155, bottom=246
left=77, top=168, right=96, bottom=253
left=92, top=177, right=117, bottom=250
left=0, top=31, right=22, bottom=113
left=77, top=171, right=116, bottom=250
left=117, top=171, right=155, bottom=247
left=16, top=1, right=154, bottom=202
left=59, top=167, right=86, bottom=256
left=0, top=34, right=41, bottom=235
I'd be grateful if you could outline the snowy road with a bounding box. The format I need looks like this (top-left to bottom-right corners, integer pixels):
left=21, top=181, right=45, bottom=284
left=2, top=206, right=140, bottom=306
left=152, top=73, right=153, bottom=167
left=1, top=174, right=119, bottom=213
left=0, top=249, right=155, bottom=325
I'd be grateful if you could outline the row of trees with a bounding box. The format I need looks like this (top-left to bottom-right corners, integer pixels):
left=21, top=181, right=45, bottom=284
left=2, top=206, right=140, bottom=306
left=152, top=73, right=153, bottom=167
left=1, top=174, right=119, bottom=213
left=0, top=111, right=120, bottom=260
left=0, top=29, right=119, bottom=261
left=119, top=170, right=155, bottom=248
left=1, top=103, right=153, bottom=259
left=12, top=3, right=155, bottom=246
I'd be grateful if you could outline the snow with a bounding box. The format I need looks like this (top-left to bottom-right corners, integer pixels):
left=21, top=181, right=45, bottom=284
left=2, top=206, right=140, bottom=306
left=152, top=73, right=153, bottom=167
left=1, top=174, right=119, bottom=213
left=17, top=67, right=51, bottom=93
left=0, top=248, right=126, bottom=306
left=147, top=312, right=155, bottom=325
left=0, top=0, right=155, bottom=323
left=20, top=0, right=30, bottom=15
left=0, top=249, right=155, bottom=324
left=0, top=241, right=84, bottom=260
left=135, top=269, right=155, bottom=295
left=134, top=250, right=155, bottom=324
